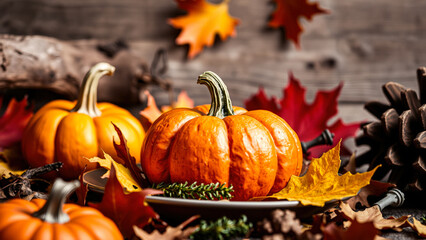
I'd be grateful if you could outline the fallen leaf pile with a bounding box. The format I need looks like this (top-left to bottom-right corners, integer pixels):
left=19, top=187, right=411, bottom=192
left=312, top=201, right=426, bottom=239
left=338, top=202, right=410, bottom=231
left=254, top=209, right=318, bottom=239
left=252, top=141, right=378, bottom=207
left=245, top=73, right=361, bottom=158
left=133, top=215, right=199, bottom=240
left=169, top=0, right=239, bottom=58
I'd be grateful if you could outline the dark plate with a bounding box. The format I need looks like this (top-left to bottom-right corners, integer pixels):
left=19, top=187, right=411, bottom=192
left=83, top=168, right=343, bottom=224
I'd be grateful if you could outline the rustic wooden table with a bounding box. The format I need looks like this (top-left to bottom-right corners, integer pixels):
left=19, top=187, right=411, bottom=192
left=1, top=1, right=425, bottom=238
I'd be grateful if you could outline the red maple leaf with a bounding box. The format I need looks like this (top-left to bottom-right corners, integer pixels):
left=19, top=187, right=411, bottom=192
left=0, top=96, right=33, bottom=149
left=90, top=163, right=163, bottom=238
left=269, top=0, right=328, bottom=48
left=245, top=73, right=361, bottom=158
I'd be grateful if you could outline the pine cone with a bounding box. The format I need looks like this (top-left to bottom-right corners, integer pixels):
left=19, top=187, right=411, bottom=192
left=355, top=67, right=426, bottom=195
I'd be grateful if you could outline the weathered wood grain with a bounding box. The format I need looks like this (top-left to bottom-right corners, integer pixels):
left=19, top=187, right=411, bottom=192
left=1, top=0, right=425, bottom=122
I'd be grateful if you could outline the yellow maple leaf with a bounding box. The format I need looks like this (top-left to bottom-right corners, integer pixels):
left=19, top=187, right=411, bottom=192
left=252, top=141, right=379, bottom=206
left=87, top=151, right=141, bottom=193
left=169, top=0, right=240, bottom=58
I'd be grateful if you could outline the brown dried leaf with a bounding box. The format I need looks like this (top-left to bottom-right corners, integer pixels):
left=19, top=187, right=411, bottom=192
left=339, top=202, right=410, bottom=231
left=321, top=220, right=379, bottom=240
left=408, top=218, right=426, bottom=238
left=345, top=180, right=396, bottom=209
left=343, top=152, right=357, bottom=174
left=133, top=215, right=199, bottom=240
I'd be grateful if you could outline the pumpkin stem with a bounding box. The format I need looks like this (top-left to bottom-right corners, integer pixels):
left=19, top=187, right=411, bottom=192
left=197, top=71, right=235, bottom=118
left=71, top=62, right=115, bottom=117
left=32, top=178, right=80, bottom=224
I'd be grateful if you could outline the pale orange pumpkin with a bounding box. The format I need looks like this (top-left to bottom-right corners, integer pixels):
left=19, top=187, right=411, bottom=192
left=141, top=71, right=303, bottom=200
left=0, top=179, right=123, bottom=240
left=22, top=63, right=144, bottom=180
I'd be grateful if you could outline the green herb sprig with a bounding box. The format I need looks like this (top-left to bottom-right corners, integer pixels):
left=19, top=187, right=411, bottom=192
left=151, top=181, right=234, bottom=200
left=190, top=215, right=252, bottom=240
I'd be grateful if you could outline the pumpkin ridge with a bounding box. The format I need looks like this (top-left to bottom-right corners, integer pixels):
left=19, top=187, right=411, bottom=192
left=223, top=115, right=278, bottom=200
left=243, top=110, right=301, bottom=193
left=31, top=222, right=53, bottom=240
left=0, top=211, right=35, bottom=234
left=23, top=109, right=68, bottom=171
left=65, top=222, right=97, bottom=240
left=71, top=215, right=120, bottom=239
left=54, top=113, right=98, bottom=178
left=142, top=108, right=201, bottom=183
left=169, top=116, right=231, bottom=185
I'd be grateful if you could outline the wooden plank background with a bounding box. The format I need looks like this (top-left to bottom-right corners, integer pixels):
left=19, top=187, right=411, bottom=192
left=1, top=0, right=426, bottom=126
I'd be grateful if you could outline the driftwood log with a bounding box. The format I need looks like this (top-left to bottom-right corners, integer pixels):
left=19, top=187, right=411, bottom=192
left=0, top=34, right=170, bottom=106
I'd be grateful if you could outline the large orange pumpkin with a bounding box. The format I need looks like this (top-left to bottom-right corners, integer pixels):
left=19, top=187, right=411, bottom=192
left=22, top=63, right=144, bottom=180
left=0, top=179, right=123, bottom=240
left=141, top=71, right=303, bottom=200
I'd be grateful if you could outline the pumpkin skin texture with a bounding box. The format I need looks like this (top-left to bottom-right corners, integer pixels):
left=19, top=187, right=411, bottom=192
left=0, top=199, right=122, bottom=240
left=141, top=72, right=303, bottom=200
left=22, top=63, right=144, bottom=180
left=0, top=179, right=123, bottom=240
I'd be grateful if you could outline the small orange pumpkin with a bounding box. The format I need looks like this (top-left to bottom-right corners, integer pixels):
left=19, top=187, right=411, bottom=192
left=141, top=71, right=303, bottom=200
left=0, top=179, right=123, bottom=240
left=22, top=63, right=144, bottom=180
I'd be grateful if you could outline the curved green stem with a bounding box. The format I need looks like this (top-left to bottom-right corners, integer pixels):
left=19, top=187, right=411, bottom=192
left=71, top=62, right=115, bottom=117
left=197, top=71, right=234, bottom=118
left=32, top=178, right=80, bottom=224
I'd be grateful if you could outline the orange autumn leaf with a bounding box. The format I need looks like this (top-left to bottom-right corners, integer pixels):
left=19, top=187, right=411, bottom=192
left=140, top=91, right=162, bottom=129
left=252, top=141, right=379, bottom=206
left=140, top=90, right=194, bottom=131
left=169, top=0, right=240, bottom=58
left=269, top=0, right=328, bottom=47
left=161, top=90, right=194, bottom=112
